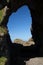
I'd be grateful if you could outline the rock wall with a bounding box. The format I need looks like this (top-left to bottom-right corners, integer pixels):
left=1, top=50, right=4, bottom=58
left=0, top=0, right=43, bottom=65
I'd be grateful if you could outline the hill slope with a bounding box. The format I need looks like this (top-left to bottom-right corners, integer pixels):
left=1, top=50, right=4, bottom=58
left=14, top=38, right=35, bottom=46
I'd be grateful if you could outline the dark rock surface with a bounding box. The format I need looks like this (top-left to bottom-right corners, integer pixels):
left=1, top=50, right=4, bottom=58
left=0, top=0, right=43, bottom=65
left=0, top=26, right=11, bottom=57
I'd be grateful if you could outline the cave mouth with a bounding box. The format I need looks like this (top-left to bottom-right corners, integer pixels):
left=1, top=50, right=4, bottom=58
left=7, top=5, right=32, bottom=42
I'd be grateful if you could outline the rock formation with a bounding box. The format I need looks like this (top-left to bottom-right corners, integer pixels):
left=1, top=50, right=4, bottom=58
left=0, top=0, right=43, bottom=65
left=14, top=39, right=26, bottom=45
left=14, top=38, right=35, bottom=46
left=0, top=26, right=11, bottom=57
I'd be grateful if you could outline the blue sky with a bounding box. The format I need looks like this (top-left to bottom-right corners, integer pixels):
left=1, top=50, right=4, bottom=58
left=7, top=5, right=32, bottom=42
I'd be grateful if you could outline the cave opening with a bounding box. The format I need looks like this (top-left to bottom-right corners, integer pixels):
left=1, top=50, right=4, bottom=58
left=7, top=5, right=32, bottom=42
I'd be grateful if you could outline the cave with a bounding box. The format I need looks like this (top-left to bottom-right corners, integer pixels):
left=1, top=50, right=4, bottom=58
left=7, top=5, right=32, bottom=42
left=0, top=0, right=43, bottom=65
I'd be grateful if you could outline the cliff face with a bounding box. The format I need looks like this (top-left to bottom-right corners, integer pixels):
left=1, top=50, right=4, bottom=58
left=0, top=0, right=43, bottom=65
left=0, top=26, right=11, bottom=57
left=0, top=0, right=43, bottom=48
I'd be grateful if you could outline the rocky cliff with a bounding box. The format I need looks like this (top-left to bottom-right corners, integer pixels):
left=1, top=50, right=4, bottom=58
left=0, top=0, right=43, bottom=65
left=14, top=38, right=35, bottom=46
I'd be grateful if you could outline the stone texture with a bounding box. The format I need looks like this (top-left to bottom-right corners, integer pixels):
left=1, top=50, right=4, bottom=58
left=14, top=38, right=35, bottom=46
left=26, top=57, right=43, bottom=65
left=0, top=0, right=43, bottom=65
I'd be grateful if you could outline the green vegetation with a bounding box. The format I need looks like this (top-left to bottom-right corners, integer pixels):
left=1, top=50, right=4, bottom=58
left=0, top=9, right=3, bottom=22
left=0, top=57, right=7, bottom=65
left=0, top=27, right=7, bottom=34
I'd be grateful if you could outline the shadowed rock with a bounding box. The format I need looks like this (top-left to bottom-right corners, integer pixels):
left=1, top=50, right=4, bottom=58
left=0, top=0, right=43, bottom=65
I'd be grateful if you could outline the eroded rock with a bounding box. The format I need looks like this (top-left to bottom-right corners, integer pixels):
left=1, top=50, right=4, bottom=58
left=0, top=0, right=43, bottom=65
